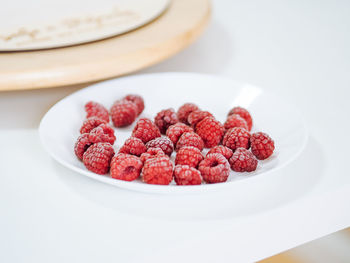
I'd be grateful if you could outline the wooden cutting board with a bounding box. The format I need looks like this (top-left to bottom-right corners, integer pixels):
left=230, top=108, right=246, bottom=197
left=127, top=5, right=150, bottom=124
left=0, top=0, right=210, bottom=91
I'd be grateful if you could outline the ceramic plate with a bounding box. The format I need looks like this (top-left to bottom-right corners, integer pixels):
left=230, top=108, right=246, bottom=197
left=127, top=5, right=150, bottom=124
left=0, top=0, right=169, bottom=51
left=39, top=73, right=308, bottom=194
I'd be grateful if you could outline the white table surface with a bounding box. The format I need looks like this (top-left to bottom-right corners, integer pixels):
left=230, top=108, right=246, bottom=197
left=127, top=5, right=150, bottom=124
left=1, top=0, right=350, bottom=262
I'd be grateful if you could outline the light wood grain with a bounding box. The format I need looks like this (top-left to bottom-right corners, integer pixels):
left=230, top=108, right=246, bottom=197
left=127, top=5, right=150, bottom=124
left=259, top=253, right=301, bottom=263
left=0, top=0, right=210, bottom=91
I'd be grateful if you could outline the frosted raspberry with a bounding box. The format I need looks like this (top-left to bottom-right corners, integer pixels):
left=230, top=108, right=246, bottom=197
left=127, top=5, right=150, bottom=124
left=119, top=137, right=146, bottom=156
left=88, top=123, right=116, bottom=145
left=80, top=117, right=107, bottom=134
left=124, top=94, right=144, bottom=116
left=146, top=137, right=174, bottom=156
left=110, top=153, right=143, bottom=181
left=223, top=127, right=251, bottom=151
left=74, top=133, right=92, bottom=160
left=228, top=106, right=253, bottom=131
left=142, top=156, right=173, bottom=185
left=140, top=148, right=166, bottom=163
left=177, top=103, right=199, bottom=124
left=85, top=101, right=109, bottom=122
left=132, top=118, right=161, bottom=143
left=176, top=132, right=204, bottom=151
left=187, top=110, right=213, bottom=128
left=224, top=114, right=248, bottom=131
left=154, top=108, right=179, bottom=134
left=174, top=165, right=202, bottom=185
left=198, top=153, right=230, bottom=183
left=175, top=146, right=204, bottom=168
left=110, top=99, right=138, bottom=127
left=166, top=123, right=193, bottom=146
left=82, top=142, right=115, bottom=174
left=195, top=117, right=224, bottom=148
left=207, top=145, right=233, bottom=160
left=229, top=148, right=258, bottom=172
left=250, top=132, right=275, bottom=160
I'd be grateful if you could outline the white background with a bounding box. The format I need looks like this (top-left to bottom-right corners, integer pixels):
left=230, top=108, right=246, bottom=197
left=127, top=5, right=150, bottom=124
left=1, top=0, right=350, bottom=262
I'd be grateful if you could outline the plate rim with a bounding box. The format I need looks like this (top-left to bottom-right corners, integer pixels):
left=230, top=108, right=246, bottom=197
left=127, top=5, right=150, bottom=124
left=39, top=72, right=309, bottom=194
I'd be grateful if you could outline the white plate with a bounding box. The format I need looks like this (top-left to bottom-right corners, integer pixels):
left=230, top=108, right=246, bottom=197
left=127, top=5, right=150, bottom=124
left=0, top=0, right=169, bottom=51
left=39, top=72, right=308, bottom=194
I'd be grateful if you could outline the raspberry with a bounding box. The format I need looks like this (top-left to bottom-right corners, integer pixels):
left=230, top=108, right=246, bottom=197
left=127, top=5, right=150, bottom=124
left=119, top=137, right=146, bottom=156
left=140, top=148, right=166, bottom=163
left=174, top=165, right=202, bottom=185
left=85, top=101, right=109, bottom=122
left=187, top=110, right=213, bottom=128
left=207, top=145, right=233, bottom=160
left=142, top=156, right=173, bottom=185
left=80, top=117, right=107, bottom=134
left=110, top=99, right=138, bottom=127
left=250, top=132, right=275, bottom=160
left=88, top=123, right=116, bottom=145
left=145, top=137, right=174, bottom=156
left=74, top=133, right=92, bottom=160
left=82, top=142, right=115, bottom=174
left=176, top=132, right=204, bottom=151
left=195, top=117, right=224, bottom=148
left=228, top=107, right=253, bottom=131
left=198, top=153, right=230, bottom=183
left=124, top=94, right=144, bottom=116
left=222, top=127, right=251, bottom=151
left=110, top=153, right=143, bottom=181
left=132, top=118, right=161, bottom=143
left=175, top=146, right=204, bottom=168
left=177, top=103, right=199, bottom=124
left=165, top=123, right=193, bottom=146
left=224, top=114, right=248, bottom=131
left=154, top=108, right=179, bottom=134
left=229, top=148, right=258, bottom=172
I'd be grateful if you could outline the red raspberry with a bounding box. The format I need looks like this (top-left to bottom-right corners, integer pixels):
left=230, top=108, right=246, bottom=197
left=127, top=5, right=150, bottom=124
left=82, top=142, right=115, bottom=174
left=140, top=148, right=166, bottom=163
left=145, top=137, right=174, bottom=156
left=228, top=106, right=253, bottom=131
left=132, top=118, right=161, bottom=143
left=198, top=153, right=230, bottom=183
left=177, top=103, right=199, bottom=124
left=88, top=123, right=116, bottom=145
left=154, top=108, right=179, bottom=134
left=142, top=156, right=173, bottom=185
left=176, top=132, right=204, bottom=151
left=207, top=145, right=233, bottom=160
left=175, top=146, right=204, bottom=168
left=74, top=133, right=92, bottom=160
left=224, top=114, right=248, bottom=131
left=80, top=117, right=107, bottom=134
left=119, top=137, right=146, bottom=156
left=229, top=148, right=258, bottom=172
left=250, top=132, right=275, bottom=160
left=187, top=110, right=213, bottom=128
left=110, top=99, right=138, bottom=127
left=174, top=165, right=202, bottom=185
left=195, top=117, right=224, bottom=148
left=223, top=127, right=251, bottom=151
left=85, top=101, right=109, bottom=122
left=165, top=123, right=193, bottom=146
left=110, top=153, right=143, bottom=181
left=124, top=94, right=144, bottom=116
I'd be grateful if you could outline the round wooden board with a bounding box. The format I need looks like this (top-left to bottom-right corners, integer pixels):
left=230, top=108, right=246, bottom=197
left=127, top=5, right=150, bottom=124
left=0, top=0, right=210, bottom=91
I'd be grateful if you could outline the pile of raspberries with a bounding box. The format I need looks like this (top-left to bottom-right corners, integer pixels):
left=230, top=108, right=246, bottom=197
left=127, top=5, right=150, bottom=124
left=74, top=94, right=275, bottom=185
